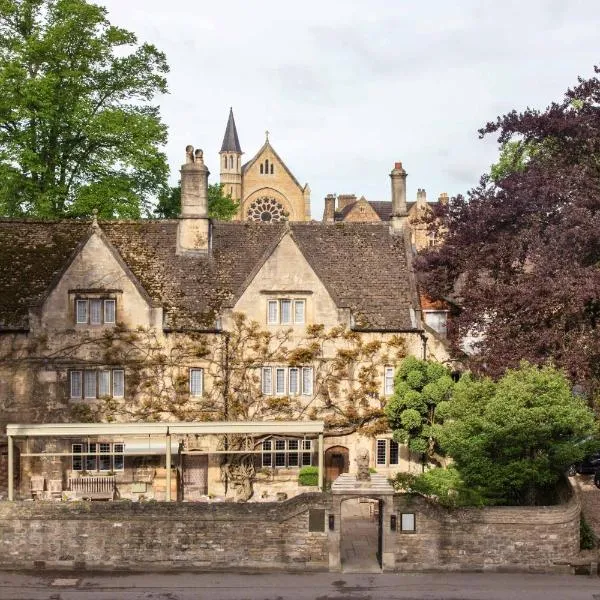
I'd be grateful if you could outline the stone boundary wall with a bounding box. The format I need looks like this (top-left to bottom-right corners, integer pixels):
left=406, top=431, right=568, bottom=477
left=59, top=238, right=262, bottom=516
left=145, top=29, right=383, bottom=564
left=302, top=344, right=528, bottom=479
left=0, top=487, right=581, bottom=573
left=392, top=489, right=581, bottom=572
left=0, top=493, right=331, bottom=572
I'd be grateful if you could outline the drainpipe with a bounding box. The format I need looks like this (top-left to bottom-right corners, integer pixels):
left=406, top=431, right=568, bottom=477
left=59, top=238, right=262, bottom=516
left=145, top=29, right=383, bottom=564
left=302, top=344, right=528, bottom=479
left=166, top=427, right=172, bottom=502
left=420, top=332, right=428, bottom=360
left=8, top=435, right=14, bottom=501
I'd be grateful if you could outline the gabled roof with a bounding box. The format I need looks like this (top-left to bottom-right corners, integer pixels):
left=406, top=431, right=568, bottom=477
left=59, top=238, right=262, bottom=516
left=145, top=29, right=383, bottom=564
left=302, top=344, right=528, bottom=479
left=0, top=220, right=418, bottom=332
left=241, top=140, right=304, bottom=192
left=220, top=108, right=242, bottom=153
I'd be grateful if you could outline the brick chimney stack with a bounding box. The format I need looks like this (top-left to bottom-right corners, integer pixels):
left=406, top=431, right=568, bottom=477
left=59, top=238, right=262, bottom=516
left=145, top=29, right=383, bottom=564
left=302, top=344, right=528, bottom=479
left=438, top=192, right=449, bottom=205
left=177, top=145, right=210, bottom=255
left=390, top=161, right=408, bottom=232
left=323, top=194, right=336, bottom=223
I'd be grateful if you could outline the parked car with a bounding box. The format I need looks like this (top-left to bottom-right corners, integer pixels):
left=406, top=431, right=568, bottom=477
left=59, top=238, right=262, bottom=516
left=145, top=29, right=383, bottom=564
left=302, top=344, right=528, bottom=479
left=567, top=452, right=600, bottom=476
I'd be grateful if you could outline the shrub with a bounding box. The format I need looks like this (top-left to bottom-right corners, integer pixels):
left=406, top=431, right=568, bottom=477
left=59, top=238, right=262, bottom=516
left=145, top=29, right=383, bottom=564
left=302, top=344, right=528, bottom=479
left=298, top=466, right=319, bottom=486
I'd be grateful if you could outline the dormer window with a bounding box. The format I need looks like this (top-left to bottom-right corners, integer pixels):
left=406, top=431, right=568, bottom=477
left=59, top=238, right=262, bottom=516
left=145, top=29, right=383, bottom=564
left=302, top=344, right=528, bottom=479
left=75, top=298, right=116, bottom=325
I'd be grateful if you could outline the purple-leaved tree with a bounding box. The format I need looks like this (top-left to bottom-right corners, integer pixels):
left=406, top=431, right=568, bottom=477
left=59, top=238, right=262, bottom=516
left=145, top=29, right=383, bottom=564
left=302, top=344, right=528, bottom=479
left=417, top=65, right=600, bottom=396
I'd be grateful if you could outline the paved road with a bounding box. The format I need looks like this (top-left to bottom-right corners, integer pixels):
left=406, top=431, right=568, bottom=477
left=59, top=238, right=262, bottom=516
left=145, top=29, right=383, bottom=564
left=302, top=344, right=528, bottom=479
left=1, top=571, right=599, bottom=600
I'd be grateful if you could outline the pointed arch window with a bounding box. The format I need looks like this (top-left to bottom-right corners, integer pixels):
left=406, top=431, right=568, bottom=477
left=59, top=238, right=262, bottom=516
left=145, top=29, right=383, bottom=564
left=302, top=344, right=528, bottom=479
left=270, top=163, right=274, bottom=174
left=223, top=156, right=227, bottom=169
left=260, top=164, right=264, bottom=174
left=265, top=159, right=269, bottom=174
left=229, top=156, right=233, bottom=168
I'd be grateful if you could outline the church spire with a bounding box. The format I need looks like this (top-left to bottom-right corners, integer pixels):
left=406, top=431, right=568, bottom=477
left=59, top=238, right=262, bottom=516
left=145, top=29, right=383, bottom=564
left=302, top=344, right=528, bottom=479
left=220, top=108, right=243, bottom=204
left=220, top=107, right=242, bottom=153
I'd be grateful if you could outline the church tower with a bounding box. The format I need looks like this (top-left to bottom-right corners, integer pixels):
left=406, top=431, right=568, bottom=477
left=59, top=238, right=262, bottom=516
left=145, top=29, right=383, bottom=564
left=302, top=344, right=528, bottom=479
left=219, top=108, right=242, bottom=202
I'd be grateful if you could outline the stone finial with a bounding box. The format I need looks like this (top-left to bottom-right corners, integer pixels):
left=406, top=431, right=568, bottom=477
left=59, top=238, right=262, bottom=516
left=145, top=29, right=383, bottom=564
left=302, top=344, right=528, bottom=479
left=265, top=130, right=270, bottom=142
left=91, top=208, right=99, bottom=229
left=185, top=145, right=194, bottom=164
left=355, top=448, right=371, bottom=481
left=194, top=148, right=204, bottom=164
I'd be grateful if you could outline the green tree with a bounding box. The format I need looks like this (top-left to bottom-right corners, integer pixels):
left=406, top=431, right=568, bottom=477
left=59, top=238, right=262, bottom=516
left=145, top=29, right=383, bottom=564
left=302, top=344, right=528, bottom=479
left=0, top=0, right=169, bottom=218
left=436, top=363, right=597, bottom=505
left=155, top=183, right=239, bottom=221
left=384, top=356, right=454, bottom=460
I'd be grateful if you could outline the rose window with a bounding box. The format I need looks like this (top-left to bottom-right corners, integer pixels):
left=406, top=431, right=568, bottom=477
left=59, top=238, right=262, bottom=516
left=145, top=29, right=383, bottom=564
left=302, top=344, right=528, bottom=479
left=247, top=197, right=287, bottom=222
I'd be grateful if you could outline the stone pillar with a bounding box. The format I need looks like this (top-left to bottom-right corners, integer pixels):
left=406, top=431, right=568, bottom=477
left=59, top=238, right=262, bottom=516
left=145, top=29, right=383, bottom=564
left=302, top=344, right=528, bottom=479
left=416, top=188, right=427, bottom=208
left=318, top=433, right=324, bottom=490
left=177, top=146, right=210, bottom=255
left=390, top=162, right=408, bottom=233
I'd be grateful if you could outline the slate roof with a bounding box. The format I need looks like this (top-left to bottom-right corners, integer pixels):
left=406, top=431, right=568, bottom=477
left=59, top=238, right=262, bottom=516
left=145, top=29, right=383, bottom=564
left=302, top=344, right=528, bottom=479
left=0, top=219, right=418, bottom=332
left=220, top=108, right=242, bottom=153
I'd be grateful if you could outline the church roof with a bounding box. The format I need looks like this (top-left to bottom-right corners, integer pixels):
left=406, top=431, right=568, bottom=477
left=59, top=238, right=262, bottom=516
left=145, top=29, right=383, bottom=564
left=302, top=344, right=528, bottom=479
left=220, top=108, right=242, bottom=153
left=0, top=220, right=418, bottom=332
left=242, top=139, right=304, bottom=192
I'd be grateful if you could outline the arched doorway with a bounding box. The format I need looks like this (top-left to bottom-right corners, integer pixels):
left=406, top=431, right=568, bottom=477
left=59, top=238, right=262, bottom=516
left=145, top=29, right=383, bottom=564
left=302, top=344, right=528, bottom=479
left=340, top=496, right=382, bottom=572
left=325, top=446, right=349, bottom=484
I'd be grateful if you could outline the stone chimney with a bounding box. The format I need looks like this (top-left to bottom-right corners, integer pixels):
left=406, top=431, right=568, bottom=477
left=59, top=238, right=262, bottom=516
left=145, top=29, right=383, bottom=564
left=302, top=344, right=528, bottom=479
left=390, top=161, right=408, bottom=232
left=337, top=194, right=357, bottom=211
left=323, top=194, right=336, bottom=223
left=416, top=188, right=427, bottom=208
left=177, top=145, right=210, bottom=255
left=438, top=192, right=449, bottom=205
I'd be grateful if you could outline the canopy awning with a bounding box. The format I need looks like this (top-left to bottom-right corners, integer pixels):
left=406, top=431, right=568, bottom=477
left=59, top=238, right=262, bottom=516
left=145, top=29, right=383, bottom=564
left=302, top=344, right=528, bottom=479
left=6, top=420, right=325, bottom=438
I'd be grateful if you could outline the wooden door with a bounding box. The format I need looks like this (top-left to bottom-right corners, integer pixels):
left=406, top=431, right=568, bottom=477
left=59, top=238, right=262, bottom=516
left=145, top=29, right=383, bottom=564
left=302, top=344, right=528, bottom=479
left=325, top=446, right=349, bottom=483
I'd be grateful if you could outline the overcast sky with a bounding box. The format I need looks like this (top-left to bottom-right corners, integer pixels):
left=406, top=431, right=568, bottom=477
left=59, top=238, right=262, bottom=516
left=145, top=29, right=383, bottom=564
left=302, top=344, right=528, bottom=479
left=98, top=0, right=600, bottom=219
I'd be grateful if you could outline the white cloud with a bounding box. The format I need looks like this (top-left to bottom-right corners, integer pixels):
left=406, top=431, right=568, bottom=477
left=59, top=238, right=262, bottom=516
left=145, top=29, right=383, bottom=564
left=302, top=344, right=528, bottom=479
left=98, top=0, right=600, bottom=218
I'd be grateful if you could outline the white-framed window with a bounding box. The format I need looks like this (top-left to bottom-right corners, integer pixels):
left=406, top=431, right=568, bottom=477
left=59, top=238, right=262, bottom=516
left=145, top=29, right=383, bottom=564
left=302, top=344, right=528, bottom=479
left=261, top=438, right=312, bottom=468
left=376, top=438, right=400, bottom=467
left=289, top=368, right=299, bottom=395
left=70, top=369, right=125, bottom=399
left=76, top=300, right=88, bottom=324
left=189, top=368, right=203, bottom=397
left=384, top=367, right=395, bottom=396
left=104, top=299, right=116, bottom=324
left=266, top=299, right=306, bottom=325
left=72, top=442, right=125, bottom=472
left=261, top=366, right=313, bottom=396
left=262, top=367, right=273, bottom=395
left=267, top=300, right=278, bottom=324
left=275, top=367, right=286, bottom=395
left=70, top=370, right=83, bottom=398
left=112, top=370, right=124, bottom=398
left=84, top=370, right=97, bottom=399
left=75, top=298, right=117, bottom=325
left=423, top=310, right=448, bottom=337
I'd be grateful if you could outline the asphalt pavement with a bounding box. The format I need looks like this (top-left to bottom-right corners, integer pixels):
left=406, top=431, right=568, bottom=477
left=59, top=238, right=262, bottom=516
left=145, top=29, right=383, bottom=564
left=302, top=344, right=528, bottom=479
left=0, top=571, right=599, bottom=600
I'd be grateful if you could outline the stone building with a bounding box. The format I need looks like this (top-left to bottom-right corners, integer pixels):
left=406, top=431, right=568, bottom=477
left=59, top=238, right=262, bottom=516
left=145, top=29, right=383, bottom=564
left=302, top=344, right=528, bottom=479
left=219, top=108, right=311, bottom=222
left=322, top=162, right=449, bottom=252
left=0, top=146, right=449, bottom=503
